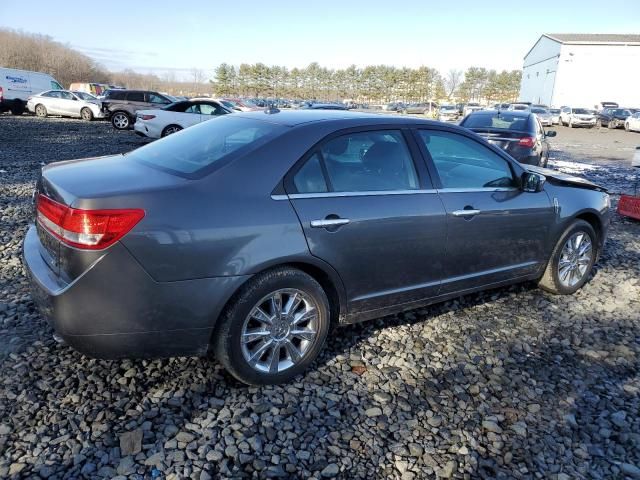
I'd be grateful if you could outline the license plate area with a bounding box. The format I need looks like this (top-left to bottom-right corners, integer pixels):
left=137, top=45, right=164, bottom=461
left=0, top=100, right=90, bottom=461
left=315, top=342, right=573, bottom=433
left=36, top=222, right=60, bottom=274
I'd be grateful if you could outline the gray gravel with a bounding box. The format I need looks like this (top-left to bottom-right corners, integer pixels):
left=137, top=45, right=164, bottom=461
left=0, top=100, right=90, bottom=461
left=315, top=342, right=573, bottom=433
left=1, top=115, right=639, bottom=479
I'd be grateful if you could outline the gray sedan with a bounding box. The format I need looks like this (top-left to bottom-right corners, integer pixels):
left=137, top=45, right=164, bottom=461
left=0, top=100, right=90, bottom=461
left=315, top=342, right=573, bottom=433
left=23, top=111, right=611, bottom=385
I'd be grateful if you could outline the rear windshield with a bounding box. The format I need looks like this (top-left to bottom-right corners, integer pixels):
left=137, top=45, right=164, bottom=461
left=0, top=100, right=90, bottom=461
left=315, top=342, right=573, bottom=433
left=127, top=116, right=285, bottom=177
left=531, top=108, right=548, bottom=114
left=461, top=113, right=530, bottom=132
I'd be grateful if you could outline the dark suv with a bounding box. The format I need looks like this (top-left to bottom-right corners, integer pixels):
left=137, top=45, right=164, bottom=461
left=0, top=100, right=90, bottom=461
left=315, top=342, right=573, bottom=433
left=597, top=108, right=632, bottom=129
left=102, top=90, right=173, bottom=130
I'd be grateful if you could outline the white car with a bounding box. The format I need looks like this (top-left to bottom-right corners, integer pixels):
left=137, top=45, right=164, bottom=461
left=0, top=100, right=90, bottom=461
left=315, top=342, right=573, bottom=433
left=559, top=107, right=596, bottom=128
left=625, top=112, right=640, bottom=132
left=549, top=108, right=561, bottom=125
left=27, top=90, right=104, bottom=120
left=134, top=98, right=232, bottom=138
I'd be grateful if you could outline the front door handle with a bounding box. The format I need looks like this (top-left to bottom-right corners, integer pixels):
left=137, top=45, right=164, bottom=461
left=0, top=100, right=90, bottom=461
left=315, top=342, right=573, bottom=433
left=451, top=209, right=481, bottom=217
left=311, top=218, right=350, bottom=228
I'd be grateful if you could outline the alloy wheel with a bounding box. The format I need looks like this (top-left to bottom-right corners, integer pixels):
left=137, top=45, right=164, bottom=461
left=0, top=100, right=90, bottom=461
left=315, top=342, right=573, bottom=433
left=113, top=113, right=129, bottom=129
left=163, top=126, right=182, bottom=136
left=240, top=289, right=319, bottom=374
left=558, top=232, right=593, bottom=288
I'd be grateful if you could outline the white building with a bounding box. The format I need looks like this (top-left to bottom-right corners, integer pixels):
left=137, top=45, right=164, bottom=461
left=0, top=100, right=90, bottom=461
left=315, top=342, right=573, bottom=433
left=519, top=33, right=640, bottom=108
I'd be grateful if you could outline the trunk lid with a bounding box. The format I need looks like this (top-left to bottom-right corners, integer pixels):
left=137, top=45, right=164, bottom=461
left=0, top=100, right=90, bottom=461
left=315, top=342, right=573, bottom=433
left=35, top=154, right=187, bottom=280
left=470, top=128, right=528, bottom=152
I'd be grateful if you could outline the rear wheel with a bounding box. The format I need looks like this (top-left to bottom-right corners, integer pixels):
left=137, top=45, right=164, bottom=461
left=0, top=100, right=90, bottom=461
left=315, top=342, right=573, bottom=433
left=538, top=219, right=597, bottom=295
left=214, top=267, right=330, bottom=385
left=10, top=100, right=24, bottom=115
left=111, top=111, right=130, bottom=130
left=161, top=124, right=183, bottom=137
left=35, top=104, right=47, bottom=117
left=80, top=107, right=93, bottom=121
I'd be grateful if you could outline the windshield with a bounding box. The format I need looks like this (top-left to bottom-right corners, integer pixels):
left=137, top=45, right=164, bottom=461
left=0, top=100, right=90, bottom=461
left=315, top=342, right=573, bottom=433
left=531, top=108, right=548, bottom=114
left=573, top=108, right=590, bottom=114
left=549, top=109, right=560, bottom=114
left=127, top=116, right=286, bottom=177
left=461, top=113, right=530, bottom=132
left=73, top=91, right=97, bottom=101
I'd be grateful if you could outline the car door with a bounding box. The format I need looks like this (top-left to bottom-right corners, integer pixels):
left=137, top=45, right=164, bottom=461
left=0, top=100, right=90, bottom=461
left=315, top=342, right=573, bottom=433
left=58, top=91, right=81, bottom=116
left=41, top=91, right=63, bottom=114
left=285, top=128, right=447, bottom=315
left=414, top=128, right=554, bottom=294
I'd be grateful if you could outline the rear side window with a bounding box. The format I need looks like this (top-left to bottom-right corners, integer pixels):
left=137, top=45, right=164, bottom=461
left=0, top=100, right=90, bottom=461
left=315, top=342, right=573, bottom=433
left=126, top=91, right=145, bottom=102
left=418, top=130, right=515, bottom=189
left=293, top=130, right=418, bottom=193
left=107, top=90, right=126, bottom=100
left=294, top=153, right=328, bottom=193
left=127, top=116, right=285, bottom=177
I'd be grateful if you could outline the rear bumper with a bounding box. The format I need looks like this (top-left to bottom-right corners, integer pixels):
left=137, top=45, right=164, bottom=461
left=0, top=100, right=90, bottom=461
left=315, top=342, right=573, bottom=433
left=23, top=226, right=250, bottom=359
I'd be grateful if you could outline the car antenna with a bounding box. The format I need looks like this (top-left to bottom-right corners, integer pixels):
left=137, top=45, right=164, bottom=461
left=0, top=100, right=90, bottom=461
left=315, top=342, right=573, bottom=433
left=265, top=103, right=280, bottom=114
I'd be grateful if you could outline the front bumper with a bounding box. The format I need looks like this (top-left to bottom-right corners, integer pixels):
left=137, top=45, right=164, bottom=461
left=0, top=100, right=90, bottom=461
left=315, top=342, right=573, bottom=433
left=23, top=226, right=249, bottom=359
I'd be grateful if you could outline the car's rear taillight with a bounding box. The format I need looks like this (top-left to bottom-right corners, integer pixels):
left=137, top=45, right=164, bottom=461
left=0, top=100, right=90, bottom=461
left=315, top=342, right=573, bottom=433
left=138, top=114, right=156, bottom=120
left=518, top=137, right=536, bottom=148
left=36, top=194, right=144, bottom=250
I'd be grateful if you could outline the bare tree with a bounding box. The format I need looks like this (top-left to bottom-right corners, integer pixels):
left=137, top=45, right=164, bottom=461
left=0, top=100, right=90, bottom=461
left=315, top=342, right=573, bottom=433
left=444, top=69, right=463, bottom=99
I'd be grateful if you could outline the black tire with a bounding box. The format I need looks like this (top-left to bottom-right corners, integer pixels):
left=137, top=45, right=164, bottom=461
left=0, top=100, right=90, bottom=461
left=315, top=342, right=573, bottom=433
left=10, top=100, right=24, bottom=115
left=161, top=125, right=183, bottom=137
left=214, top=267, right=331, bottom=385
left=538, top=219, right=598, bottom=295
left=111, top=111, right=131, bottom=130
left=35, top=104, right=47, bottom=117
left=80, top=107, right=93, bottom=121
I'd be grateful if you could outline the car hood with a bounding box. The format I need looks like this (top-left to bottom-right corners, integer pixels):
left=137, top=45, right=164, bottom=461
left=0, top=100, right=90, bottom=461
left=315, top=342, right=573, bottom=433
left=526, top=165, right=607, bottom=192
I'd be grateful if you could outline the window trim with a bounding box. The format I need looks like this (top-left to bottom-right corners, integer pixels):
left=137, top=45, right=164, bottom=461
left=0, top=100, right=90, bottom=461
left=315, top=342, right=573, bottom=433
left=283, top=125, right=433, bottom=195
left=410, top=126, right=524, bottom=190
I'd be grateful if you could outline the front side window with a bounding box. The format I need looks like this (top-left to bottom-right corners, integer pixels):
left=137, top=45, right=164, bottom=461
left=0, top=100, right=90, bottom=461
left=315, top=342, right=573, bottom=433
left=59, top=91, right=74, bottom=100
left=184, top=104, right=201, bottom=114
left=199, top=103, right=226, bottom=115
left=418, top=130, right=515, bottom=189
left=148, top=92, right=169, bottom=104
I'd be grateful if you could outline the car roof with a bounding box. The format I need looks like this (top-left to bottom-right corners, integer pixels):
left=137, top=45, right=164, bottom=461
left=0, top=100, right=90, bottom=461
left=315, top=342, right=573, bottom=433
left=230, top=109, right=443, bottom=127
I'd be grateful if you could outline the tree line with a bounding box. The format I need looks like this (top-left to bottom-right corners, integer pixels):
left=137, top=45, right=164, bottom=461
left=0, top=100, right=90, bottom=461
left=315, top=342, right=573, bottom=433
left=1, top=28, right=522, bottom=103
left=212, top=63, right=522, bottom=104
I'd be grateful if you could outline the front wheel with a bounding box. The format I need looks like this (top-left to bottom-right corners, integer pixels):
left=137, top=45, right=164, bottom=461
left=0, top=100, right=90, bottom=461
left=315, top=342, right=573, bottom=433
left=214, top=267, right=331, bottom=385
left=538, top=220, right=597, bottom=295
left=625, top=122, right=630, bottom=132
left=80, top=107, right=93, bottom=121
left=35, top=104, right=47, bottom=117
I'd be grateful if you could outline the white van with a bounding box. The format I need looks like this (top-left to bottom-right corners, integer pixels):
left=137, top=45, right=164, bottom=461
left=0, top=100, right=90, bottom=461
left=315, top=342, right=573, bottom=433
left=0, top=67, right=63, bottom=115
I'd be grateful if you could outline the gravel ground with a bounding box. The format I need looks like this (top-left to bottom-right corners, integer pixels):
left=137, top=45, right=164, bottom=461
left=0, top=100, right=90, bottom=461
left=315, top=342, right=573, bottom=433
left=1, top=115, right=639, bottom=479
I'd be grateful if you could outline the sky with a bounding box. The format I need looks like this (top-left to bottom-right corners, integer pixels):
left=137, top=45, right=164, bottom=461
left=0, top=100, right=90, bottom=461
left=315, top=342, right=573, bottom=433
left=1, top=0, right=639, bottom=80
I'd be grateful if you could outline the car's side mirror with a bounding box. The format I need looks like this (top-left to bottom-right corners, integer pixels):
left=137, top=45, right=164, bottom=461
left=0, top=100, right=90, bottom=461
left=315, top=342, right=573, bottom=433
left=522, top=172, right=546, bottom=192
left=545, top=130, right=557, bottom=137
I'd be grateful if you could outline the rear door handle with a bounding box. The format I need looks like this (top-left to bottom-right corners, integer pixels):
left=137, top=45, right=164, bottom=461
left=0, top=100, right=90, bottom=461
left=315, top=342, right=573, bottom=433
left=451, top=209, right=481, bottom=217
left=310, top=218, right=350, bottom=228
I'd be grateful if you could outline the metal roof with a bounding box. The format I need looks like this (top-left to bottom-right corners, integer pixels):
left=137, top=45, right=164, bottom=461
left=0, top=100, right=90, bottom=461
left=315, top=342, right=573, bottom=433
left=544, top=33, right=640, bottom=44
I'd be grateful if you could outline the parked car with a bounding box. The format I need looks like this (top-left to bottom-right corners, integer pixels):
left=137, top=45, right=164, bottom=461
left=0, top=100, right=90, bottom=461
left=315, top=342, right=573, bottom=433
left=549, top=108, right=561, bottom=125
left=559, top=107, right=596, bottom=128
left=134, top=99, right=232, bottom=138
left=438, top=105, right=459, bottom=122
left=102, top=90, right=173, bottom=130
left=595, top=101, right=618, bottom=112
left=531, top=107, right=553, bottom=126
left=0, top=67, right=63, bottom=115
left=222, top=98, right=262, bottom=112
left=463, top=102, right=482, bottom=116
left=492, top=103, right=511, bottom=110
left=301, top=103, right=348, bottom=110
left=382, top=102, right=402, bottom=112
left=404, top=102, right=438, bottom=115
left=597, top=108, right=632, bottom=129
left=23, top=110, right=610, bottom=385
left=624, top=112, right=640, bottom=132
left=508, top=103, right=531, bottom=112
left=460, top=110, right=555, bottom=167
left=27, top=90, right=104, bottom=121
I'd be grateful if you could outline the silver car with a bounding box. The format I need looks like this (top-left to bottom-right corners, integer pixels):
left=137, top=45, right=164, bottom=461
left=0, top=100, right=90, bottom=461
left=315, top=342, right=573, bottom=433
left=27, top=90, right=104, bottom=121
left=531, top=107, right=553, bottom=126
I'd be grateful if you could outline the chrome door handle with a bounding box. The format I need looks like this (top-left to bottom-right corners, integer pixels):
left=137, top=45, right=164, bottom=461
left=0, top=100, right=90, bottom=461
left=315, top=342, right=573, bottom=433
left=310, top=218, right=350, bottom=228
left=451, top=209, right=481, bottom=217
